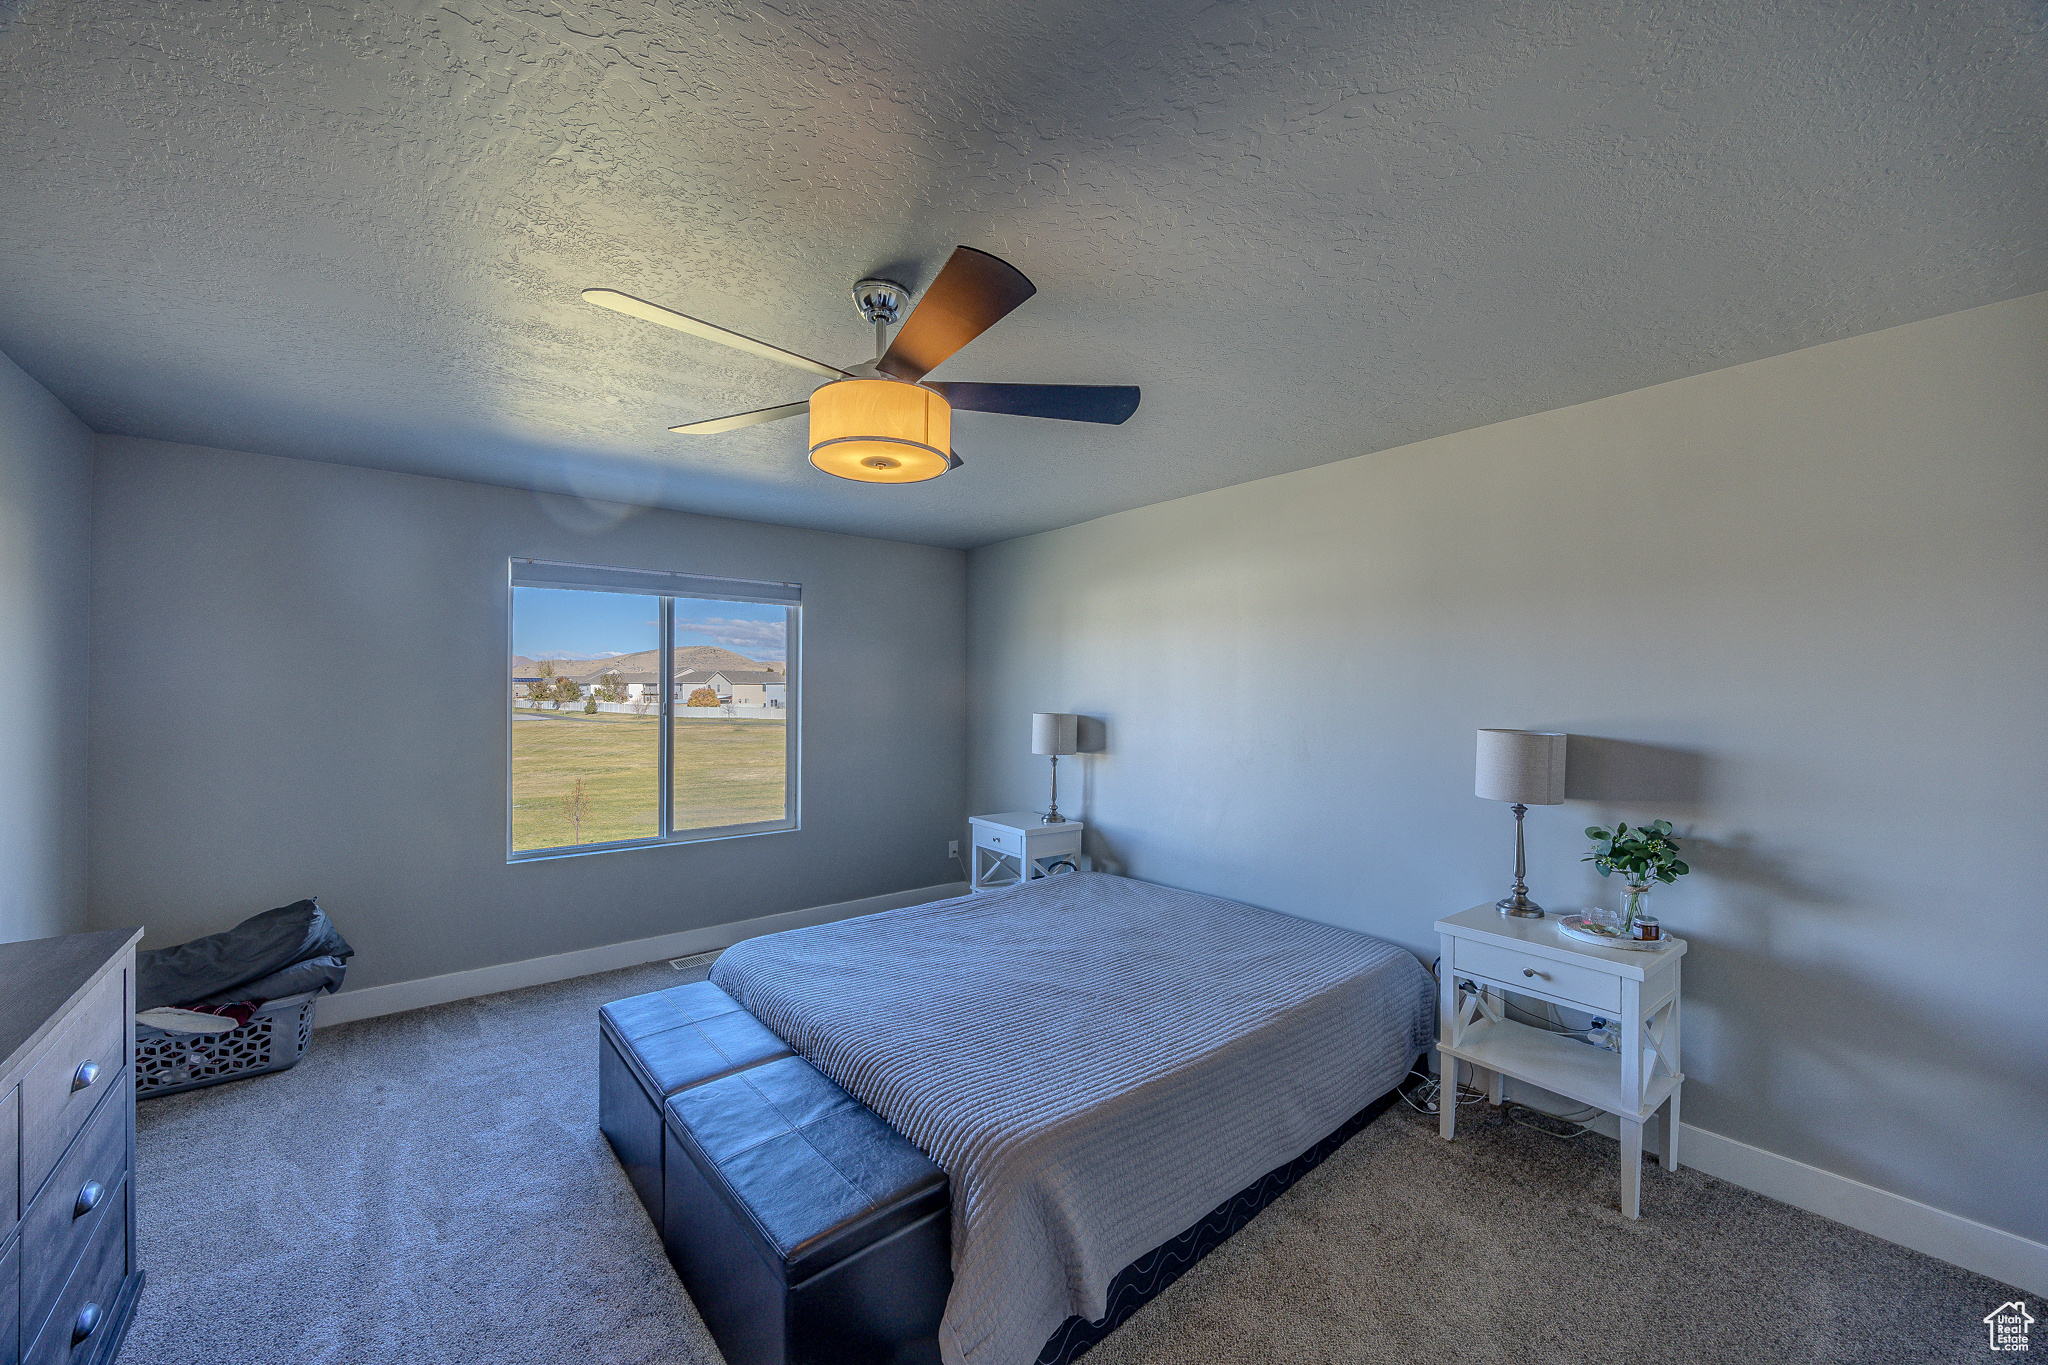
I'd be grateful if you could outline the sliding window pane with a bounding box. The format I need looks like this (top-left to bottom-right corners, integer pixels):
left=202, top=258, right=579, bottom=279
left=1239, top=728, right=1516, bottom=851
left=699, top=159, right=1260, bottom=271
left=671, top=598, right=791, bottom=832
left=511, top=587, right=661, bottom=852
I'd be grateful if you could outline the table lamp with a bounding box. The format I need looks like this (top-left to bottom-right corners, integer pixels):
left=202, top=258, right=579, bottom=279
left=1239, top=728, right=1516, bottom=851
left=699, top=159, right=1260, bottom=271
left=1032, top=713, right=1078, bottom=824
left=1475, top=729, right=1566, bottom=918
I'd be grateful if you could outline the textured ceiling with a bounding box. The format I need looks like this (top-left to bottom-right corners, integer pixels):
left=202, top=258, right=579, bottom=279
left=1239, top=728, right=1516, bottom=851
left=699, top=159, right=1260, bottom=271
left=1, top=1, right=2043, bottom=548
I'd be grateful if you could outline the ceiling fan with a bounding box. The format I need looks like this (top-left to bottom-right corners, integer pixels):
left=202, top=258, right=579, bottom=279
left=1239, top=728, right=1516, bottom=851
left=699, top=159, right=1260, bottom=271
left=583, top=247, right=1139, bottom=484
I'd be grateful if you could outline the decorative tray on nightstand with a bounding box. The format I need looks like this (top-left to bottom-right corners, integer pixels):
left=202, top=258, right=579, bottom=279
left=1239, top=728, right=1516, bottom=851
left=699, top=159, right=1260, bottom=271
left=1556, top=914, right=1675, bottom=951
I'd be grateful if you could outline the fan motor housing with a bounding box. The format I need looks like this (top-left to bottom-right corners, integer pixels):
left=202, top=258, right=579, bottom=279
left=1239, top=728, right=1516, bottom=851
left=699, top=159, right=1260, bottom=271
left=850, top=278, right=909, bottom=327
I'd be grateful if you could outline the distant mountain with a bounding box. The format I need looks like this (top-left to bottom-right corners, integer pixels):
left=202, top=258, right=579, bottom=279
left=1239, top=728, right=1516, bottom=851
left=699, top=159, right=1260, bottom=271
left=511, top=647, right=779, bottom=680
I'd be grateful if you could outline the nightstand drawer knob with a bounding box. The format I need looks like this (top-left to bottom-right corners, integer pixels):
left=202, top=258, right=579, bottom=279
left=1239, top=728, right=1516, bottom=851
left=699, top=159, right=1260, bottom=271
left=1523, top=968, right=1547, bottom=980
left=72, top=1060, right=100, bottom=1092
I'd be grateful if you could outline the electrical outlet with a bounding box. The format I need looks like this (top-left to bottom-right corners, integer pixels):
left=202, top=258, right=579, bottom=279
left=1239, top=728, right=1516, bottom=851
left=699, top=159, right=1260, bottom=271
left=948, top=840, right=960, bottom=859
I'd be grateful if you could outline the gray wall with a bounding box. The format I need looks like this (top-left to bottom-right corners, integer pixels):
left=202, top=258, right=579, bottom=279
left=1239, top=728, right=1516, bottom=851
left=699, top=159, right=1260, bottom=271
left=966, top=292, right=2048, bottom=1241
left=89, top=439, right=966, bottom=990
left=0, top=350, right=93, bottom=943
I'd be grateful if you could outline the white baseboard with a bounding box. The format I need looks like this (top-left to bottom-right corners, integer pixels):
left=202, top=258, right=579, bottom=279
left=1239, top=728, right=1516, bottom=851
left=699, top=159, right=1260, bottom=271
left=1466, top=1066, right=2046, bottom=1295
left=313, top=881, right=967, bottom=1028
left=1678, top=1123, right=2047, bottom=1297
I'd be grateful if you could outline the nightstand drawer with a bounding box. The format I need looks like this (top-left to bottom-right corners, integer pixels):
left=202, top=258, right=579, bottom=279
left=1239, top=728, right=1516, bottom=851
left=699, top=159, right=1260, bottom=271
left=1453, top=938, right=1620, bottom=1013
left=974, top=827, right=1080, bottom=858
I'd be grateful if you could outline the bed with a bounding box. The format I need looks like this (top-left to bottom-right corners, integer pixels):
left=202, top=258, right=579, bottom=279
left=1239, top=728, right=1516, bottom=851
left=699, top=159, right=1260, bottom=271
left=707, top=871, right=1435, bottom=1365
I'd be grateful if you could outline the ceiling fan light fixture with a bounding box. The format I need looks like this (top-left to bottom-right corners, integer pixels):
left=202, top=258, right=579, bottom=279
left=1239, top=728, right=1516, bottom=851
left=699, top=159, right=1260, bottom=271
left=807, top=378, right=954, bottom=484
left=590, top=248, right=1136, bottom=484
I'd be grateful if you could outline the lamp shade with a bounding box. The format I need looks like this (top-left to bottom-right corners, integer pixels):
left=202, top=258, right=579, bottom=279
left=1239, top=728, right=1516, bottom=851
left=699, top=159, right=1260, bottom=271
left=1475, top=729, right=1566, bottom=804
left=808, top=378, right=953, bottom=483
left=1032, top=713, right=1079, bottom=756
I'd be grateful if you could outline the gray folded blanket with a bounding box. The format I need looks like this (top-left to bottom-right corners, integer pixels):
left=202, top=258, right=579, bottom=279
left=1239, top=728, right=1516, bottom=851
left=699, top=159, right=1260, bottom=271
left=137, top=900, right=354, bottom=1011
left=187, top=955, right=351, bottom=1008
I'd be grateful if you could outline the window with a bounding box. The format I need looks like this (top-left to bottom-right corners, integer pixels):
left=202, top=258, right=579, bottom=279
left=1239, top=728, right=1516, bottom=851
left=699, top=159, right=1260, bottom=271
left=508, top=559, right=798, bottom=858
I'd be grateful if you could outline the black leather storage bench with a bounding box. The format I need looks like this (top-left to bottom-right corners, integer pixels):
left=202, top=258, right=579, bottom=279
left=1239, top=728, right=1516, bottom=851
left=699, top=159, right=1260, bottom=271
left=599, top=982, right=951, bottom=1365
left=599, top=981, right=794, bottom=1226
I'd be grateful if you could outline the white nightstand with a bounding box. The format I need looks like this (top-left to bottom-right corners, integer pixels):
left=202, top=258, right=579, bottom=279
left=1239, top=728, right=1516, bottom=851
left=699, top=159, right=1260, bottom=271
left=1434, top=904, right=1686, bottom=1219
left=968, top=812, right=1082, bottom=893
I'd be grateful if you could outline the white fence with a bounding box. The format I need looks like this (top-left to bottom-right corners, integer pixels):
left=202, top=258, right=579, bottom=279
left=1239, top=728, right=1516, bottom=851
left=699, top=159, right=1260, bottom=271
left=514, top=700, right=785, bottom=720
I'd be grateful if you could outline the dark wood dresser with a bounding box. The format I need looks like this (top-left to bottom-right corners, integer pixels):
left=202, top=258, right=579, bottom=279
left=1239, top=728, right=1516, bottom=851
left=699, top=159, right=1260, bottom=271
left=0, top=930, right=144, bottom=1365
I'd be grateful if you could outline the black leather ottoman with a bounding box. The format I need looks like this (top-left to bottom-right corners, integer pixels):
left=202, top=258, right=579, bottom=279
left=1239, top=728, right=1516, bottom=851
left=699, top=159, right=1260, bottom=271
left=600, top=984, right=952, bottom=1365
left=599, top=980, right=794, bottom=1227
left=664, top=1055, right=950, bottom=1365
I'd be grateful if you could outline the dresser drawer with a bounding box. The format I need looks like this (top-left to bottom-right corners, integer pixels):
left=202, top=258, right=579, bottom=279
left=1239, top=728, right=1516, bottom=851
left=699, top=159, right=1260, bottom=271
left=21, top=1080, right=129, bottom=1331
left=24, top=1178, right=126, bottom=1365
left=1, top=1235, right=19, bottom=1365
left=1453, top=938, right=1620, bottom=1013
left=21, top=969, right=127, bottom=1196
left=2, top=1085, right=18, bottom=1233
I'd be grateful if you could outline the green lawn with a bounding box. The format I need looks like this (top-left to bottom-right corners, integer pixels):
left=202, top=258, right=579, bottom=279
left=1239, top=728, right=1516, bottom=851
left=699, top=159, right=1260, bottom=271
left=510, top=709, right=787, bottom=852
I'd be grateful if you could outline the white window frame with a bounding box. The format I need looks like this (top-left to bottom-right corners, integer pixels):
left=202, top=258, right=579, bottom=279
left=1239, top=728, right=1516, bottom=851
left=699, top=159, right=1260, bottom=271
left=507, top=558, right=800, bottom=861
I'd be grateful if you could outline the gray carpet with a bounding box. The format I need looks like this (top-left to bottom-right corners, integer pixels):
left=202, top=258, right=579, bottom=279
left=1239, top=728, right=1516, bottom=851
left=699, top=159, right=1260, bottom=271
left=124, top=961, right=2019, bottom=1365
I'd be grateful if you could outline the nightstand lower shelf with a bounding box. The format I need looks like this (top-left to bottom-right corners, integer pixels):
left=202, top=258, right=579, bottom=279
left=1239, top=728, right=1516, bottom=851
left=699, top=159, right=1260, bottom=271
left=1439, top=1002, right=1683, bottom=1220
left=1440, top=1017, right=1682, bottom=1124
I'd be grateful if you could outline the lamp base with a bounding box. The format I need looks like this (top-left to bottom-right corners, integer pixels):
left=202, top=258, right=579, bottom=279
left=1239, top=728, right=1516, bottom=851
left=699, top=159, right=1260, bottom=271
left=1496, top=803, right=1543, bottom=917
left=1042, top=811, right=1064, bottom=825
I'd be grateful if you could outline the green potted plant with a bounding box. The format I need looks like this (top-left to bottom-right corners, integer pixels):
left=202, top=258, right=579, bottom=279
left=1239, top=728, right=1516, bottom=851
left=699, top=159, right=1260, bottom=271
left=1583, top=820, right=1689, bottom=934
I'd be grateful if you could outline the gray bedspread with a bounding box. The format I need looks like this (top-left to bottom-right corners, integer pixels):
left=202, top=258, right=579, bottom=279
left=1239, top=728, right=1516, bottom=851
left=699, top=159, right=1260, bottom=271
left=709, top=872, right=1434, bottom=1365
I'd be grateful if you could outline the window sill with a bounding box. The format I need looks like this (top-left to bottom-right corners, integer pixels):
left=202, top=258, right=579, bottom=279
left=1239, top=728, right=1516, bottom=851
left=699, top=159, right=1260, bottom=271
left=507, top=820, right=798, bottom=864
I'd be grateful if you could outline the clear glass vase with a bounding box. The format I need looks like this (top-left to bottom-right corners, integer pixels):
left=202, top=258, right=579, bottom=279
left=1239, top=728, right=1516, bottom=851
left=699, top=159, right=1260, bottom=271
left=1617, top=882, right=1653, bottom=934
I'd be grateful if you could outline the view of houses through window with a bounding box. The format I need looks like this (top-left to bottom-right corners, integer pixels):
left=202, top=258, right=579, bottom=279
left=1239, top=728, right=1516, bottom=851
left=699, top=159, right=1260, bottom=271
left=509, top=569, right=795, bottom=855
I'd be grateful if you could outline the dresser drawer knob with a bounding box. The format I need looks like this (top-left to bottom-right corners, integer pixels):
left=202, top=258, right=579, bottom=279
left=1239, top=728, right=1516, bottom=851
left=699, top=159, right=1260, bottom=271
left=1523, top=968, right=1548, bottom=980
left=75, top=1180, right=105, bottom=1219
left=73, top=1302, right=102, bottom=1346
left=72, top=1059, right=100, bottom=1092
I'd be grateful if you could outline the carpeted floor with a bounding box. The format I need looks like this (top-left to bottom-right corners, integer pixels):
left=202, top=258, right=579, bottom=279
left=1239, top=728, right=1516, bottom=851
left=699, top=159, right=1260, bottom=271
left=124, top=960, right=2018, bottom=1365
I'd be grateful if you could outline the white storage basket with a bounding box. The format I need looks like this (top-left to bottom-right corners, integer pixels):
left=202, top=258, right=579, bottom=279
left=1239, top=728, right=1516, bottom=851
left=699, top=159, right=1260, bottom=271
left=135, top=991, right=320, bottom=1099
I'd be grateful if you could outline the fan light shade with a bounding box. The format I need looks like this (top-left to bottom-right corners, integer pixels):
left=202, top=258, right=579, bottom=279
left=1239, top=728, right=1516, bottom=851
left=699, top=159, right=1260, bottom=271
left=808, top=379, right=953, bottom=483
left=1475, top=729, right=1567, bottom=805
left=1032, top=713, right=1079, bottom=756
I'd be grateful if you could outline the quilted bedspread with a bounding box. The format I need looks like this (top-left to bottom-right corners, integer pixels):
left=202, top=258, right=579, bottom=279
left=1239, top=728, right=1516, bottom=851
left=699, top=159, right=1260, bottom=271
left=709, top=872, right=1434, bottom=1365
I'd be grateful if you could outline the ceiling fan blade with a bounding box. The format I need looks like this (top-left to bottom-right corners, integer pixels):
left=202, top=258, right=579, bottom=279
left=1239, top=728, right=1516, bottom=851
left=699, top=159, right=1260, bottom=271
left=583, top=289, right=848, bottom=379
left=924, top=383, right=1140, bottom=425
left=878, top=248, right=1036, bottom=382
left=669, top=400, right=810, bottom=435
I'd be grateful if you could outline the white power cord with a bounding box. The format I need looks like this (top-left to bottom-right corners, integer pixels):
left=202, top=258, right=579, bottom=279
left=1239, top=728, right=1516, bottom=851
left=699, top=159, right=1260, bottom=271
left=1398, top=1064, right=1489, bottom=1116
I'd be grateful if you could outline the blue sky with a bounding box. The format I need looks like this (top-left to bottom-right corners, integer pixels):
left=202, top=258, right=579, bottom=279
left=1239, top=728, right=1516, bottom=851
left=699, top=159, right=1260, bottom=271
left=513, top=588, right=787, bottom=662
